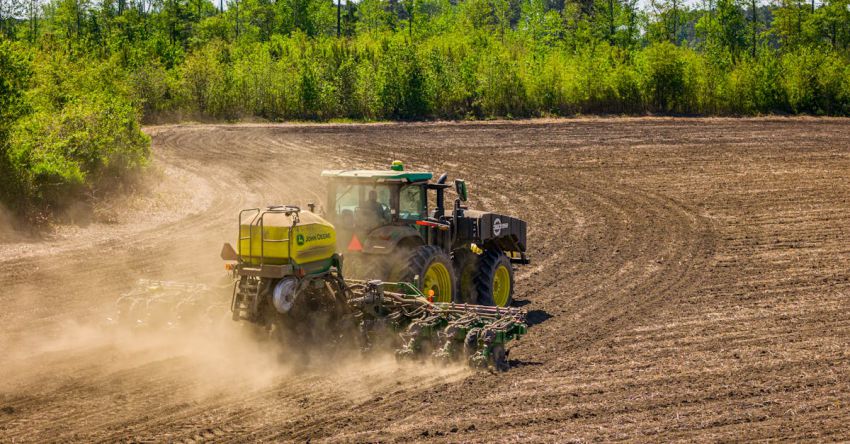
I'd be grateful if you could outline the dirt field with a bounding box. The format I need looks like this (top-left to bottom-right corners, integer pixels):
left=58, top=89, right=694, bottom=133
left=1, top=118, right=849, bottom=442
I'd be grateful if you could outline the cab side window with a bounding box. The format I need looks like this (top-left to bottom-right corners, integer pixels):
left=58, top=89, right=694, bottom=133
left=399, top=185, right=425, bottom=220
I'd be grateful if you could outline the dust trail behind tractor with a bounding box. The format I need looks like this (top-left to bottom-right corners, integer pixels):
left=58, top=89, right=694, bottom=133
left=111, top=276, right=527, bottom=371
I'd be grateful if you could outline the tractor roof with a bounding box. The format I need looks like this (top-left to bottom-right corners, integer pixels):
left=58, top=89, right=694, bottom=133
left=321, top=169, right=433, bottom=183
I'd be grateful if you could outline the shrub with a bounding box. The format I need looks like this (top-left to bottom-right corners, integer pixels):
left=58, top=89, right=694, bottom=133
left=377, top=39, right=432, bottom=119
left=726, top=51, right=786, bottom=114
left=476, top=45, right=528, bottom=117
left=781, top=48, right=848, bottom=115
left=0, top=41, right=33, bottom=212
left=422, top=38, right=479, bottom=119
left=180, top=41, right=236, bottom=119
left=8, top=94, right=150, bottom=211
left=132, top=60, right=183, bottom=120
left=1, top=50, right=149, bottom=216
left=638, top=42, right=688, bottom=113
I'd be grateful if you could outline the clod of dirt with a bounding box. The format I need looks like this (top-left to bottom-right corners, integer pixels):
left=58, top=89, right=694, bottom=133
left=1, top=406, right=15, bottom=415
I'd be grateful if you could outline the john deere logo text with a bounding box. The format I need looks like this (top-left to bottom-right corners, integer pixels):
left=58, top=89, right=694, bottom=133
left=297, top=232, right=331, bottom=246
left=493, top=218, right=509, bottom=236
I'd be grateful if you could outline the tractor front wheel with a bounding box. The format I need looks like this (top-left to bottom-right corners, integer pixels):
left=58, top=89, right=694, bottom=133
left=474, top=250, right=514, bottom=307
left=396, top=245, right=456, bottom=303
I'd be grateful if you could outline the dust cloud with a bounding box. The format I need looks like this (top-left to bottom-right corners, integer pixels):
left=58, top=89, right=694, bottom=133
left=0, top=203, right=25, bottom=244
left=0, top=274, right=469, bottom=406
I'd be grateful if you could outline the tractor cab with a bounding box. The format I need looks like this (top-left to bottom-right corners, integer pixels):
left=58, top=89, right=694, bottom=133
left=322, top=165, right=431, bottom=232
left=322, top=161, right=467, bottom=232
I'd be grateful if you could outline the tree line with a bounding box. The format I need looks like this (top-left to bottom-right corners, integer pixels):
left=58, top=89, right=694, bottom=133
left=0, top=0, right=849, bottom=217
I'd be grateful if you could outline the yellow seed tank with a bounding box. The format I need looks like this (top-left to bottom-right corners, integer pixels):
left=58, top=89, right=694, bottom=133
left=238, top=210, right=336, bottom=267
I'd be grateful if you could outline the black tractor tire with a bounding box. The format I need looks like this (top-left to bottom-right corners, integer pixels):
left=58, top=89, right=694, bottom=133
left=393, top=245, right=457, bottom=303
left=474, top=250, right=514, bottom=307
left=452, top=248, right=480, bottom=304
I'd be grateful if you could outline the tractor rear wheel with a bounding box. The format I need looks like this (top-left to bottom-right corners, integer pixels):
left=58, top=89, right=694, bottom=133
left=452, top=248, right=479, bottom=304
left=474, top=250, right=514, bottom=307
left=395, top=245, right=456, bottom=303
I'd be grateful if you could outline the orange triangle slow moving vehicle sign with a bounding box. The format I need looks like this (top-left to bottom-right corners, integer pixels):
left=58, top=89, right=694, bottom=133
left=347, top=234, right=363, bottom=251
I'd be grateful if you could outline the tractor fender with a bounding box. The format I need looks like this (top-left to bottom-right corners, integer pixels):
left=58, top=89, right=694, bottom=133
left=362, top=225, right=424, bottom=254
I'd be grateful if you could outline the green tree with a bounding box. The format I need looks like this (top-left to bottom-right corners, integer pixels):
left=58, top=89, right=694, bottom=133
left=771, top=0, right=814, bottom=47
left=811, top=0, right=850, bottom=49
left=356, top=0, right=391, bottom=35
left=696, top=0, right=745, bottom=56
left=0, top=41, right=33, bottom=210
left=649, top=0, right=687, bottom=43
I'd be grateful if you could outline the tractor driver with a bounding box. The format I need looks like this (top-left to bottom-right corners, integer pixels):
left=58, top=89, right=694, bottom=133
left=359, top=189, right=389, bottom=228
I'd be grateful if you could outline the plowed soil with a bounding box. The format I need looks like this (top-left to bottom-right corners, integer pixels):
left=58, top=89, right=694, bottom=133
left=1, top=118, right=849, bottom=442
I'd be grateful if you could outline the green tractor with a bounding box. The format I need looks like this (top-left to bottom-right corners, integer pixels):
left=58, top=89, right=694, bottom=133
left=320, top=161, right=529, bottom=307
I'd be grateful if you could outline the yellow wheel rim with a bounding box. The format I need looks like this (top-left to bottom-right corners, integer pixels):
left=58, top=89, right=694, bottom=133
left=423, top=262, right=452, bottom=303
left=492, top=265, right=511, bottom=307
